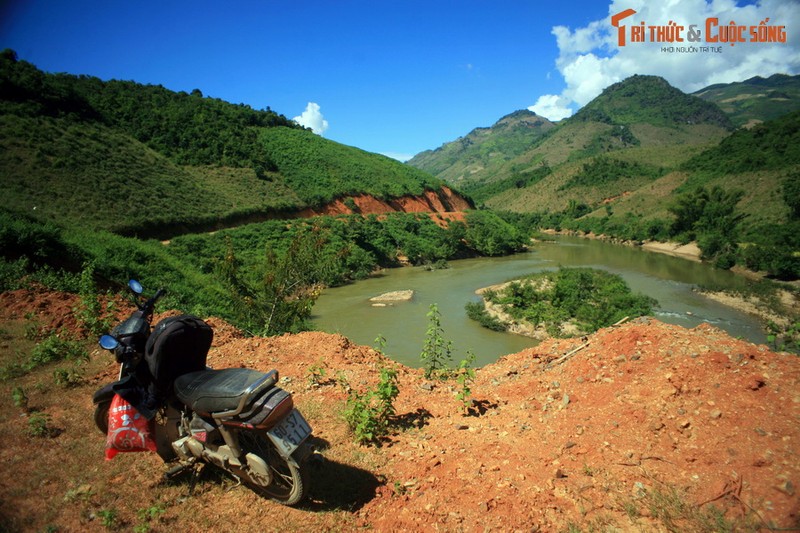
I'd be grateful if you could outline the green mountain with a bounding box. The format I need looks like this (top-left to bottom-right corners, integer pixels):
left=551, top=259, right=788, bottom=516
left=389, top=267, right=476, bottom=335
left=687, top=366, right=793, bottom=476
left=409, top=75, right=736, bottom=208
left=693, top=73, right=800, bottom=128
left=0, top=50, right=452, bottom=237
left=407, top=73, right=799, bottom=278
left=407, top=109, right=555, bottom=189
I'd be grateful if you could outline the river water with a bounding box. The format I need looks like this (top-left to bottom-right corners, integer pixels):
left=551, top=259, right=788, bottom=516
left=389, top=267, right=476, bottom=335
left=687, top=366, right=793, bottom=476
left=311, top=236, right=767, bottom=368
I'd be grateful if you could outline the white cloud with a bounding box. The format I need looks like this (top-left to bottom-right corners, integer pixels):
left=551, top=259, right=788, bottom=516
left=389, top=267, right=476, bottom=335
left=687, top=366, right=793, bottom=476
left=528, top=94, right=573, bottom=121
left=532, top=0, right=800, bottom=118
left=293, top=102, right=329, bottom=135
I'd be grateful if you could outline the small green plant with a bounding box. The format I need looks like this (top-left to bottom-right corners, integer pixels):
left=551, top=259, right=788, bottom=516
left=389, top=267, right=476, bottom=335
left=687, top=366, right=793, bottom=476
left=24, top=313, right=41, bottom=341
left=392, top=480, right=407, bottom=495
left=29, top=332, right=88, bottom=370
left=134, top=504, right=166, bottom=532
left=27, top=410, right=54, bottom=438
left=53, top=364, right=85, bottom=388
left=74, top=262, right=115, bottom=335
left=766, top=320, right=800, bottom=354
left=12, top=386, right=29, bottom=411
left=342, top=364, right=400, bottom=445
left=455, top=351, right=476, bottom=413
left=0, top=358, right=26, bottom=381
left=420, top=303, right=453, bottom=379
left=306, top=360, right=328, bottom=388
left=97, top=508, right=119, bottom=530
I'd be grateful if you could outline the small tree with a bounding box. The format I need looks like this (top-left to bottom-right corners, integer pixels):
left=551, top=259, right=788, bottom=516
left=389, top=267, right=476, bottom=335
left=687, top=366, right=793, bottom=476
left=216, top=228, right=331, bottom=336
left=342, top=364, right=400, bottom=445
left=455, top=351, right=476, bottom=413
left=420, top=303, right=453, bottom=379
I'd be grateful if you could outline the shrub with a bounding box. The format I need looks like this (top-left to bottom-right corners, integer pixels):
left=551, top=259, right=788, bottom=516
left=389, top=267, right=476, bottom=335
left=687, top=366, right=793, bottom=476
left=419, top=304, right=454, bottom=379
left=29, top=332, right=87, bottom=369
left=488, top=268, right=656, bottom=336
left=464, top=301, right=506, bottom=331
left=342, top=365, right=400, bottom=445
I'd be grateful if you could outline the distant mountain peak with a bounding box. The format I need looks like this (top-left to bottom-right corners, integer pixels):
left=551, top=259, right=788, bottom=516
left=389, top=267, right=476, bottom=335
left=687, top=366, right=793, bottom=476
left=571, top=74, right=733, bottom=129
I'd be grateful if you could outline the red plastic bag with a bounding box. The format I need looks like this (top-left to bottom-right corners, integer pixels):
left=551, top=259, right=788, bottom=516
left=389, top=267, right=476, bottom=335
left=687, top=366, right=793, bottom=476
left=105, top=394, right=157, bottom=460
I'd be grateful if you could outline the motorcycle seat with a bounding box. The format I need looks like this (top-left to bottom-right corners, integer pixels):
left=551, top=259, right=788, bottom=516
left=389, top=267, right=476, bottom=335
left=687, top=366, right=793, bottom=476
left=174, top=368, right=276, bottom=415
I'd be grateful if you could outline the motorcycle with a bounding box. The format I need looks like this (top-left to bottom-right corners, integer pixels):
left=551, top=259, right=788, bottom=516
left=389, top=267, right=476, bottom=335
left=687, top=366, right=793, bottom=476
left=92, top=280, right=313, bottom=506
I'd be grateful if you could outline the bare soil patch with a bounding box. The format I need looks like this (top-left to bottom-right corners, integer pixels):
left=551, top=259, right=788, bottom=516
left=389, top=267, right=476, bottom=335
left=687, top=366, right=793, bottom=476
left=1, top=289, right=799, bottom=532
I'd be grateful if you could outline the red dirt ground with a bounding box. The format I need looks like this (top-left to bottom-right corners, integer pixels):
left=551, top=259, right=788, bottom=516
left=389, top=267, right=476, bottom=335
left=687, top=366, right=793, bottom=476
left=1, top=287, right=798, bottom=532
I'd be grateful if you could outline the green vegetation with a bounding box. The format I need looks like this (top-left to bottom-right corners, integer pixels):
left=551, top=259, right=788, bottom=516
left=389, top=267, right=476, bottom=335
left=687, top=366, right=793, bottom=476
left=30, top=332, right=88, bottom=370
left=463, top=164, right=552, bottom=204
left=694, top=73, right=800, bottom=127
left=342, top=361, right=400, bottom=445
left=463, top=210, right=527, bottom=256
left=11, top=386, right=28, bottom=411
left=419, top=304, right=454, bottom=379
left=259, top=127, right=444, bottom=205
left=215, top=229, right=330, bottom=336
left=74, top=263, right=115, bottom=335
left=1, top=206, right=530, bottom=337
left=572, top=75, right=733, bottom=129
left=560, top=156, right=664, bottom=190
left=464, top=301, right=506, bottom=332
left=408, top=110, right=555, bottom=181
left=668, top=186, right=746, bottom=268
left=0, top=51, right=450, bottom=237
left=479, top=268, right=657, bottom=337
left=682, top=110, right=800, bottom=178
left=27, top=410, right=55, bottom=438
left=455, top=351, right=477, bottom=413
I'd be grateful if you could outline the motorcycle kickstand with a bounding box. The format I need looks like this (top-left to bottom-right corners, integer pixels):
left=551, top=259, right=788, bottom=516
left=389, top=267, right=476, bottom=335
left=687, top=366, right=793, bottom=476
left=187, top=462, right=205, bottom=496
left=163, top=460, right=203, bottom=496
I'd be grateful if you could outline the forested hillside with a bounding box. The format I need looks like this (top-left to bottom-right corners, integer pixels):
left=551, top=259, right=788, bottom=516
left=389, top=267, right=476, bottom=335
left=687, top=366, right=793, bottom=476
left=407, top=110, right=555, bottom=192
left=0, top=50, right=456, bottom=236
left=693, top=73, right=800, bottom=127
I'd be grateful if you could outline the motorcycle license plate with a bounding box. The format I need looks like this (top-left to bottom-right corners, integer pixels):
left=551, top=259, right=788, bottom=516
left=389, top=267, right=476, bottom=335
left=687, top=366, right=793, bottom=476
left=267, top=409, right=311, bottom=457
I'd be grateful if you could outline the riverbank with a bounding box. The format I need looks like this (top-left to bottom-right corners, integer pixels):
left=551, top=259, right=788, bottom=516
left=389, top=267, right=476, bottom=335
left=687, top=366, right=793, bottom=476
left=538, top=230, right=798, bottom=331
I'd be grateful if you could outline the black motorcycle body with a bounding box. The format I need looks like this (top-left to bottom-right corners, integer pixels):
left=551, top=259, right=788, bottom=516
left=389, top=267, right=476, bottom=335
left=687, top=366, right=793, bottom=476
left=93, top=281, right=312, bottom=506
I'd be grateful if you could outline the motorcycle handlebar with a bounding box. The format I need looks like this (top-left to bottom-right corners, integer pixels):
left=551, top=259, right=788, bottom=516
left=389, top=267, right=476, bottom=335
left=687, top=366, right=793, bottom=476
left=140, top=287, right=166, bottom=315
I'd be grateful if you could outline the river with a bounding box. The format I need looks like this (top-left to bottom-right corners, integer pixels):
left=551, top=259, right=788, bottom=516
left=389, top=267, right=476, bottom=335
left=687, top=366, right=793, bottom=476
left=311, top=236, right=767, bottom=368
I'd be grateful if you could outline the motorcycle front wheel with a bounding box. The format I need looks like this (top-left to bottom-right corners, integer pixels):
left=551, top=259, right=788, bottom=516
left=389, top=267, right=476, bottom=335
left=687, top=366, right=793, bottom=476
left=93, top=400, right=111, bottom=435
left=238, top=431, right=310, bottom=506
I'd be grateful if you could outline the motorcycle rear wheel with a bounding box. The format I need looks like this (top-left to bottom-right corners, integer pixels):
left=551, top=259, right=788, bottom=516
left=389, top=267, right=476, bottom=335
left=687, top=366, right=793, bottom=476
left=238, top=431, right=310, bottom=506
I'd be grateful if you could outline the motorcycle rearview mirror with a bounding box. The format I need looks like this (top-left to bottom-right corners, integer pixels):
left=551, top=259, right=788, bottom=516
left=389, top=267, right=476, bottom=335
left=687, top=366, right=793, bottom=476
left=128, top=279, right=144, bottom=294
left=99, top=335, right=119, bottom=351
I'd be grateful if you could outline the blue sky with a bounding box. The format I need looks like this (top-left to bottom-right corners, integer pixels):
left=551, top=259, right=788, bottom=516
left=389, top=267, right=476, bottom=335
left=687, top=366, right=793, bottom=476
left=2, top=1, right=798, bottom=160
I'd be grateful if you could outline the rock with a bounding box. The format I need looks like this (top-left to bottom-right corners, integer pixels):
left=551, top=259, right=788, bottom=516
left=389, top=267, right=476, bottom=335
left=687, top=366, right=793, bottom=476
left=554, top=468, right=566, bottom=479
left=776, top=480, right=795, bottom=496
left=709, top=409, right=722, bottom=419
left=369, top=290, right=414, bottom=302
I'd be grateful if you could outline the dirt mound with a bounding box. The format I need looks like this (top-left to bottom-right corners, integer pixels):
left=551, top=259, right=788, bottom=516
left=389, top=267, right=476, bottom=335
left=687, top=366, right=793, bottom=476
left=1, top=289, right=798, bottom=531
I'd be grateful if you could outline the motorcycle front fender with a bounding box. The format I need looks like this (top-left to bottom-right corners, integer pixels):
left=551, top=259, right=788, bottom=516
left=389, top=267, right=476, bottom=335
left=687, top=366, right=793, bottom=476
left=92, top=382, right=116, bottom=405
